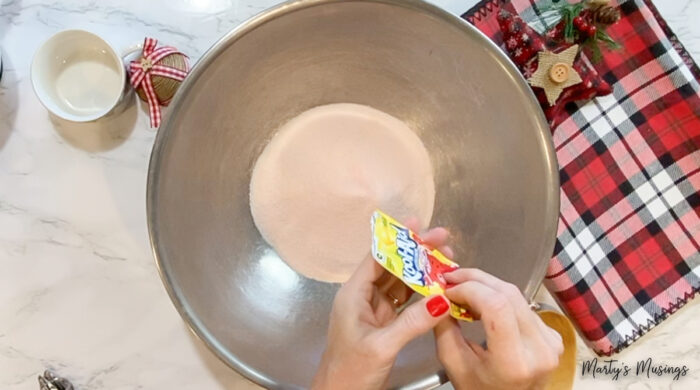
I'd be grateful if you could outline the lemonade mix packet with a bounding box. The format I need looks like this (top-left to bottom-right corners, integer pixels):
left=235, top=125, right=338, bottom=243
left=371, top=210, right=473, bottom=321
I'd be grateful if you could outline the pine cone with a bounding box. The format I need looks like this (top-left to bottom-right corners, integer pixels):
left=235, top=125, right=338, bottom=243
left=591, top=5, right=621, bottom=25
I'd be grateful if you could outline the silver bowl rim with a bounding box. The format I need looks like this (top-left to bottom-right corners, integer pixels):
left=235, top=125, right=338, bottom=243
left=146, top=0, right=561, bottom=388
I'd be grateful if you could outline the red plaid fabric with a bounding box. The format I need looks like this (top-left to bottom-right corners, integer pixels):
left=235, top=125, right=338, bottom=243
left=463, top=0, right=700, bottom=355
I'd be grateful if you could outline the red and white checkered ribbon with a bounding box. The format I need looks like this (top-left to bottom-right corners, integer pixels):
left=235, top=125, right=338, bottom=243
left=129, top=37, right=189, bottom=128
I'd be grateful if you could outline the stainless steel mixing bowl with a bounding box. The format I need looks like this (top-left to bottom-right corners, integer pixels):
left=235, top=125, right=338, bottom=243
left=147, top=0, right=559, bottom=388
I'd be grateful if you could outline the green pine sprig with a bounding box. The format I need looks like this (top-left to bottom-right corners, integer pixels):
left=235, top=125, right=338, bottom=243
left=586, top=27, right=621, bottom=63
left=561, top=3, right=586, bottom=42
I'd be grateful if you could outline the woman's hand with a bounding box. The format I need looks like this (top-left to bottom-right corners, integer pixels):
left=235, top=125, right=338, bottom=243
left=434, top=269, right=564, bottom=390
left=312, top=223, right=453, bottom=390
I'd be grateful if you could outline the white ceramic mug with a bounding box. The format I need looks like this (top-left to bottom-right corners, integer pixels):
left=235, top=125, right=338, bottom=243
left=31, top=30, right=132, bottom=122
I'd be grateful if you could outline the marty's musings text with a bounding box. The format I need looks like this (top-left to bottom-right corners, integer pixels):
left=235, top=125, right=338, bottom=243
left=581, top=358, right=689, bottom=381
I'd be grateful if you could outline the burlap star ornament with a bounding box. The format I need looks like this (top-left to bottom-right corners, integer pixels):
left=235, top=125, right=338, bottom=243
left=496, top=10, right=612, bottom=128
left=528, top=45, right=583, bottom=105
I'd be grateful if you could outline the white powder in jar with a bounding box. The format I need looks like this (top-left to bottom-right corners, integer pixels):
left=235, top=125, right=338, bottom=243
left=249, top=103, right=435, bottom=283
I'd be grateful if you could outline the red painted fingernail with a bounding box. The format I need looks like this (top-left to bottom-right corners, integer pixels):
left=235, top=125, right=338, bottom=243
left=426, top=295, right=449, bottom=317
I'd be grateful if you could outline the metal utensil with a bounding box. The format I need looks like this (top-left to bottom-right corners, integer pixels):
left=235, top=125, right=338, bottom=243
left=38, top=370, right=73, bottom=390
left=147, top=0, right=559, bottom=389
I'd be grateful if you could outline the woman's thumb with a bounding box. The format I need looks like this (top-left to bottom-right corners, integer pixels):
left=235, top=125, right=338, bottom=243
left=380, top=295, right=451, bottom=353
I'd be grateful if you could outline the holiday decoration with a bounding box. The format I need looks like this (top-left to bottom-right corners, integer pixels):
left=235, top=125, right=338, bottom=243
left=497, top=10, right=612, bottom=126
left=544, top=0, right=622, bottom=62
left=466, top=0, right=700, bottom=357
left=129, top=38, right=189, bottom=128
left=527, top=45, right=582, bottom=105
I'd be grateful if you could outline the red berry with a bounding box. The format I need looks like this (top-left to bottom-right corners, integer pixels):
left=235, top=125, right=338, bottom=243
left=573, top=16, right=585, bottom=28
left=587, top=25, right=598, bottom=37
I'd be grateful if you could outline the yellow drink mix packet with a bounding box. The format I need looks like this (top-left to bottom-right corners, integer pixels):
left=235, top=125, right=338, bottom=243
left=371, top=210, right=473, bottom=321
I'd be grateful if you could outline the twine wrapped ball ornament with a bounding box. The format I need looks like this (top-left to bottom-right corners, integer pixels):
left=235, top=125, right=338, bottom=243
left=136, top=54, right=187, bottom=105
left=129, top=38, right=190, bottom=128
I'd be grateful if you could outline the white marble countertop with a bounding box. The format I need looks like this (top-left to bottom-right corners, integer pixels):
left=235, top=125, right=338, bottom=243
left=1, top=0, right=699, bottom=389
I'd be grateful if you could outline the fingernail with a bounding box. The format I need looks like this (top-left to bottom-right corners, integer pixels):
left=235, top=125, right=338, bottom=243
left=426, top=295, right=449, bottom=317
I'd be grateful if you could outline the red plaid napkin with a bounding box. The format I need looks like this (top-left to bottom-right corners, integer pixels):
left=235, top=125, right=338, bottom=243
left=463, top=0, right=700, bottom=355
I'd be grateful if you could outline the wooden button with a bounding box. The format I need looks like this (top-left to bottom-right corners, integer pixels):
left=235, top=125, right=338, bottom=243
left=141, top=57, right=153, bottom=72
left=549, top=62, right=570, bottom=84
